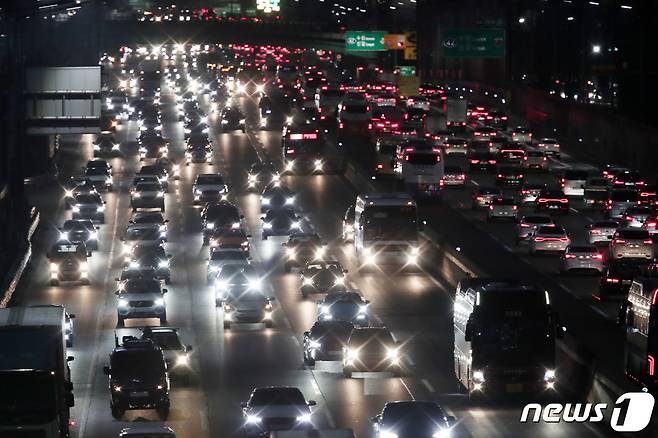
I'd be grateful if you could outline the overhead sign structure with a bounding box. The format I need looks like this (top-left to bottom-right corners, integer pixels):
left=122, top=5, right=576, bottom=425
left=256, top=0, right=280, bottom=13
left=441, top=28, right=505, bottom=58
left=383, top=34, right=406, bottom=50
left=345, top=31, right=387, bottom=52
left=25, top=66, right=101, bottom=134
left=397, top=66, right=417, bottom=77
left=404, top=31, right=417, bottom=60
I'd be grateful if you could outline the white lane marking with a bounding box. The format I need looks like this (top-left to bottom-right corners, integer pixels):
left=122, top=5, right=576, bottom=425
left=325, top=411, right=336, bottom=428
left=421, top=378, right=435, bottom=393
left=291, top=334, right=300, bottom=346
left=311, top=379, right=321, bottom=395
left=405, top=355, right=416, bottom=366
left=588, top=304, right=609, bottom=319
left=570, top=207, right=580, bottom=213
left=399, top=378, right=416, bottom=401
left=470, top=179, right=479, bottom=186
left=199, top=410, right=208, bottom=431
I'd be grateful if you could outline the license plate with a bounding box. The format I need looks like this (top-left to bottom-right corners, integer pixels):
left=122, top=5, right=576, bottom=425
left=130, top=391, right=149, bottom=397
left=548, top=205, right=559, bottom=209
left=506, top=383, right=523, bottom=393
left=622, top=280, right=632, bottom=285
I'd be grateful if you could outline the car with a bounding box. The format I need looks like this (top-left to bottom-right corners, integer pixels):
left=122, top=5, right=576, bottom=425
left=201, top=201, right=243, bottom=243
left=72, top=193, right=106, bottom=223
left=185, top=144, right=213, bottom=165
left=241, top=387, right=316, bottom=438
left=115, top=277, right=168, bottom=326
left=247, top=161, right=280, bottom=191
left=371, top=401, right=455, bottom=438
left=132, top=174, right=162, bottom=189
left=138, top=134, right=168, bottom=160
left=516, top=214, right=555, bottom=244
left=610, top=228, right=654, bottom=261
left=29, top=304, right=76, bottom=347
left=472, top=126, right=498, bottom=140
left=560, top=245, right=606, bottom=274
left=497, top=146, right=526, bottom=166
left=155, top=157, right=180, bottom=180
left=85, top=159, right=114, bottom=191
left=341, top=203, right=356, bottom=242
left=642, top=214, right=658, bottom=236
left=260, top=185, right=296, bottom=212
left=140, top=327, right=192, bottom=378
left=520, top=182, right=547, bottom=204
left=587, top=220, right=620, bottom=245
left=119, top=425, right=176, bottom=438
left=300, top=261, right=348, bottom=298
left=138, top=165, right=169, bottom=191
left=467, top=150, right=497, bottom=172
left=511, top=126, right=533, bottom=143
left=302, top=320, right=354, bottom=366
left=442, top=166, right=467, bottom=188
left=622, top=205, right=654, bottom=228
left=583, top=177, right=611, bottom=209
left=193, top=174, right=228, bottom=205
left=183, top=120, right=209, bottom=139
left=487, top=196, right=518, bottom=221
left=48, top=242, right=89, bottom=286
left=443, top=137, right=468, bottom=155
left=535, top=189, right=570, bottom=215
left=123, top=224, right=165, bottom=252
left=130, top=211, right=168, bottom=237
left=124, top=245, right=171, bottom=284
left=282, top=233, right=326, bottom=272
left=104, top=337, right=170, bottom=419
left=607, top=189, right=640, bottom=219
left=560, top=169, right=589, bottom=197
left=537, top=138, right=561, bottom=157
left=64, top=176, right=96, bottom=207
left=131, top=182, right=165, bottom=212
left=523, top=150, right=548, bottom=170
left=471, top=187, right=502, bottom=210
left=495, top=166, right=525, bottom=187
left=93, top=134, right=122, bottom=157
left=220, top=106, right=246, bottom=132
left=218, top=280, right=274, bottom=330
left=209, top=227, right=251, bottom=253
left=612, top=170, right=645, bottom=189
left=59, top=219, right=98, bottom=253
left=262, top=208, right=302, bottom=240
left=639, top=184, right=657, bottom=208
left=317, top=291, right=370, bottom=326
left=597, top=261, right=648, bottom=301
left=207, top=247, right=250, bottom=282
left=529, top=225, right=570, bottom=254
left=342, top=327, right=400, bottom=378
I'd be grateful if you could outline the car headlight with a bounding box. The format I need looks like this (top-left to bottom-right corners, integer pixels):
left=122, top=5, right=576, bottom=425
left=72, top=206, right=80, bottom=213
left=216, top=280, right=228, bottom=290
left=291, top=221, right=301, bottom=229
left=112, top=143, right=120, bottom=150
left=260, top=118, right=267, bottom=126
left=285, top=197, right=295, bottom=205
left=411, top=246, right=420, bottom=255
left=50, top=263, right=58, bottom=272
left=97, top=205, right=105, bottom=213
left=309, top=340, right=321, bottom=349
left=286, top=116, right=293, bottom=124
left=154, top=298, right=165, bottom=306
left=65, top=189, right=73, bottom=198
left=78, top=262, right=88, bottom=271
left=473, top=370, right=485, bottom=383
left=380, top=431, right=398, bottom=438
left=433, top=428, right=452, bottom=438
left=158, top=260, right=169, bottom=269
left=249, top=279, right=262, bottom=290
left=246, top=415, right=261, bottom=424
left=386, top=347, right=399, bottom=360
left=334, top=276, right=345, bottom=285
left=176, top=354, right=189, bottom=366
left=221, top=119, right=228, bottom=124
left=93, top=145, right=100, bottom=151
left=256, top=84, right=264, bottom=93
left=206, top=223, right=215, bottom=230
left=544, top=369, right=556, bottom=382
left=263, top=222, right=272, bottom=229
left=118, top=299, right=129, bottom=307
left=314, top=160, right=322, bottom=168
left=303, top=277, right=313, bottom=286
left=261, top=197, right=270, bottom=205
left=89, top=231, right=98, bottom=240
left=296, top=413, right=312, bottom=423
left=59, top=231, right=69, bottom=240
left=133, top=192, right=141, bottom=198
left=346, top=348, right=359, bottom=361
left=239, top=118, right=246, bottom=124
left=156, top=192, right=164, bottom=198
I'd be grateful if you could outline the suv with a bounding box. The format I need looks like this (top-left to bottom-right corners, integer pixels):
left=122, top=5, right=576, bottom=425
left=343, top=327, right=400, bottom=378
left=103, top=337, right=170, bottom=420
left=140, top=327, right=193, bottom=379
left=241, top=387, right=316, bottom=438
left=201, top=201, right=243, bottom=244
left=48, top=242, right=89, bottom=286
left=115, top=277, right=168, bottom=326
left=610, top=229, right=654, bottom=261
left=282, top=233, right=326, bottom=272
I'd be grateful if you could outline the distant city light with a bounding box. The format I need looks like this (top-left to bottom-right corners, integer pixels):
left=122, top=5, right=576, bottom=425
left=592, top=45, right=601, bottom=54
left=518, top=17, right=526, bottom=24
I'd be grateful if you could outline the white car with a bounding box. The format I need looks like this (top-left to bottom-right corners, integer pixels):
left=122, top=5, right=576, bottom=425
left=193, top=174, right=228, bottom=204
left=586, top=220, right=619, bottom=245
left=241, top=387, right=316, bottom=438
left=560, top=245, right=605, bottom=274
left=530, top=225, right=570, bottom=254
left=610, top=228, right=654, bottom=260
left=207, top=247, right=250, bottom=282
left=536, top=138, right=561, bottom=157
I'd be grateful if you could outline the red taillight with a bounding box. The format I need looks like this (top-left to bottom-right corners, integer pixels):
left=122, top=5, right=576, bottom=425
left=476, top=196, right=484, bottom=201
left=534, top=237, right=545, bottom=242
left=497, top=174, right=503, bottom=178
left=649, top=355, right=656, bottom=376
left=593, top=253, right=604, bottom=260
left=501, top=116, right=508, bottom=120
left=457, top=175, right=465, bottom=180
left=520, top=223, right=530, bottom=228
left=376, top=163, right=384, bottom=169
left=565, top=254, right=576, bottom=259
left=489, top=205, right=494, bottom=210
left=339, top=122, right=344, bottom=129
left=488, top=160, right=497, bottom=164
left=644, top=239, right=653, bottom=245
left=613, top=239, right=625, bottom=245
left=286, top=149, right=295, bottom=154
left=605, top=278, right=620, bottom=283
left=560, top=198, right=569, bottom=203
left=559, top=237, right=570, bottom=242
left=538, top=198, right=547, bottom=203
left=590, top=229, right=601, bottom=235
left=470, top=159, right=479, bottom=164
left=367, top=123, right=373, bottom=130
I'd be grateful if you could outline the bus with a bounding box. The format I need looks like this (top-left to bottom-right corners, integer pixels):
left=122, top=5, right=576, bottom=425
left=454, top=279, right=562, bottom=399
left=354, top=193, right=421, bottom=267
left=620, top=277, right=658, bottom=390
left=281, top=124, right=344, bottom=174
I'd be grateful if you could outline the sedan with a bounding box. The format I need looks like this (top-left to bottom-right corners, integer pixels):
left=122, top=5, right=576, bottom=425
left=207, top=248, right=250, bottom=282
left=72, top=193, right=106, bottom=224
left=471, top=187, right=502, bottom=210
left=59, top=219, right=98, bottom=253
left=343, top=327, right=400, bottom=378
left=560, top=245, right=605, bottom=274
left=587, top=220, right=620, bottom=245
left=371, top=401, right=455, bottom=438
left=487, top=196, right=517, bottom=221
left=261, top=208, right=302, bottom=239
left=516, top=214, right=555, bottom=244
left=303, top=320, right=354, bottom=366
left=241, top=387, right=316, bottom=438
left=260, top=185, right=296, bottom=212
left=610, top=228, right=654, bottom=260
left=530, top=225, right=570, bottom=254
left=442, top=166, right=467, bottom=188
left=300, top=261, right=348, bottom=298
left=131, top=182, right=165, bottom=212
left=317, top=291, right=370, bottom=326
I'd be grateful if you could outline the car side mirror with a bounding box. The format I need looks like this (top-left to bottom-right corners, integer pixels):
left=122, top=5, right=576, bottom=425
left=307, top=400, right=317, bottom=406
left=186, top=345, right=193, bottom=351
left=240, top=401, right=248, bottom=408
left=165, top=219, right=170, bottom=223
left=67, top=356, right=74, bottom=362
left=365, top=300, right=370, bottom=304
left=128, top=220, right=134, bottom=224
left=446, top=415, right=456, bottom=424
left=69, top=314, right=76, bottom=319
left=247, top=234, right=252, bottom=238
left=303, top=331, right=310, bottom=337
left=103, top=365, right=110, bottom=375
left=370, top=415, right=381, bottom=423
left=162, top=289, right=168, bottom=293
left=95, top=226, right=100, bottom=230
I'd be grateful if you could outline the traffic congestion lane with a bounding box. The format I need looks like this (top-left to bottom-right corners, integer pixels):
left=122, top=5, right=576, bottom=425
left=229, top=95, right=612, bottom=438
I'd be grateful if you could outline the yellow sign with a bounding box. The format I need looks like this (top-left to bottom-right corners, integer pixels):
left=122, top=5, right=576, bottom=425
left=383, top=34, right=406, bottom=50
left=404, top=31, right=417, bottom=60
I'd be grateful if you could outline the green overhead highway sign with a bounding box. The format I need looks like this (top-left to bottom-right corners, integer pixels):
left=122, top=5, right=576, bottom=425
left=441, top=28, right=506, bottom=58
left=397, top=66, right=416, bottom=77
left=345, top=31, right=387, bottom=52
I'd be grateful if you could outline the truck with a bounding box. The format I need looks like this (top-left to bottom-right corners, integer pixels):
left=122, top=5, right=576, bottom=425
left=445, top=97, right=467, bottom=127
left=354, top=193, right=422, bottom=267
left=453, top=279, right=562, bottom=399
left=394, top=138, right=444, bottom=200
left=0, top=306, right=75, bottom=437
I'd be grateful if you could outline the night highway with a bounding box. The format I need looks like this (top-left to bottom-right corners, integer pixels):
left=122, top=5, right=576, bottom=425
left=1, top=2, right=657, bottom=438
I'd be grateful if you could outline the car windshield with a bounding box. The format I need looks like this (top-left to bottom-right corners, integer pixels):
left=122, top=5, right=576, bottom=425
left=611, top=191, right=638, bottom=201
left=211, top=250, right=246, bottom=261
left=62, top=221, right=91, bottom=231
left=382, top=402, right=445, bottom=427
left=407, top=153, right=438, bottom=166
left=134, top=213, right=164, bottom=224
left=75, top=194, right=101, bottom=204
left=197, top=175, right=224, bottom=185
left=125, top=228, right=160, bottom=240
left=121, top=279, right=160, bottom=293
left=136, top=183, right=161, bottom=192
left=86, top=167, right=108, bottom=175
left=617, top=230, right=650, bottom=239
left=250, top=388, right=305, bottom=406
left=111, top=350, right=165, bottom=378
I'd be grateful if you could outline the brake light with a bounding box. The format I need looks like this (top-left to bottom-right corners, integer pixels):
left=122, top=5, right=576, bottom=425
left=534, top=237, right=545, bottom=242
left=489, top=205, right=494, bottom=210
left=649, top=355, right=656, bottom=376
left=565, top=254, right=576, bottom=259
left=644, top=239, right=653, bottom=245
left=476, top=196, right=484, bottom=201
left=376, top=163, right=384, bottom=169
left=560, top=198, right=568, bottom=203
left=339, top=122, right=344, bottom=129
left=647, top=222, right=657, bottom=227
left=605, top=278, right=620, bottom=283
left=368, top=123, right=372, bottom=130
left=470, top=159, right=479, bottom=164
left=512, top=205, right=518, bottom=210
left=593, top=253, right=604, bottom=260
left=612, top=239, right=625, bottom=244
left=286, top=149, right=295, bottom=154
left=501, top=116, right=508, bottom=120
left=520, top=223, right=530, bottom=228
left=457, top=174, right=465, bottom=180
left=559, top=237, right=570, bottom=242
left=488, top=160, right=497, bottom=164
left=652, top=288, right=658, bottom=305
left=591, top=229, right=601, bottom=235
left=497, top=174, right=503, bottom=178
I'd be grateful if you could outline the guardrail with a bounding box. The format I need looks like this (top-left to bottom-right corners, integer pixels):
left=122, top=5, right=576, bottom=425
left=0, top=207, right=40, bottom=308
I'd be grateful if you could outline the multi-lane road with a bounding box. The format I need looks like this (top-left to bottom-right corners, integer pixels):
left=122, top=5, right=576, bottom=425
left=12, top=63, right=629, bottom=438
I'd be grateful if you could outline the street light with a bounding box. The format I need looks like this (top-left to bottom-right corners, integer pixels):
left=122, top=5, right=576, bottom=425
left=592, top=44, right=601, bottom=54
left=518, top=17, right=526, bottom=24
